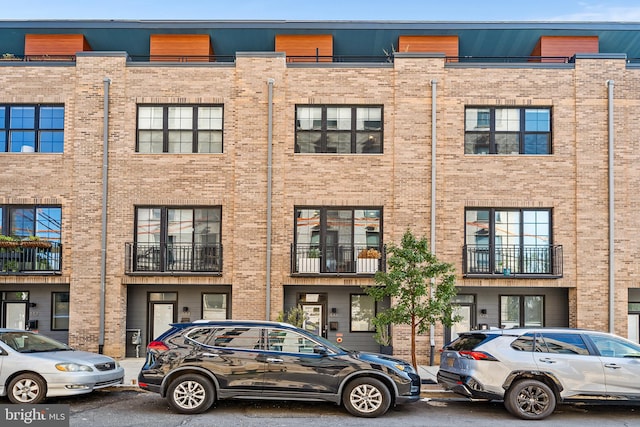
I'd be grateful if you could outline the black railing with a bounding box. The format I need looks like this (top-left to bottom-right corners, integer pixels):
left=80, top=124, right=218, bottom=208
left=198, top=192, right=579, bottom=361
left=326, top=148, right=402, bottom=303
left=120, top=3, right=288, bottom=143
left=445, top=56, right=573, bottom=64
left=128, top=55, right=236, bottom=63
left=0, top=241, right=62, bottom=273
left=463, top=244, right=563, bottom=277
left=291, top=244, right=385, bottom=275
left=125, top=242, right=222, bottom=273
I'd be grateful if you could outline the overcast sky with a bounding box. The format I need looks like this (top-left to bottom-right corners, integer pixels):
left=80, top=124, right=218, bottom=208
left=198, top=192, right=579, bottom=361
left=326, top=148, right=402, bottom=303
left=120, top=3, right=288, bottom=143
left=3, top=0, right=640, bottom=21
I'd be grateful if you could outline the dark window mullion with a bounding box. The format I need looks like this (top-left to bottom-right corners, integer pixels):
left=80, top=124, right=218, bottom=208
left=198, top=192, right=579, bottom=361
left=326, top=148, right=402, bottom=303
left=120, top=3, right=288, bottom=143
left=351, top=107, right=357, bottom=153
left=519, top=109, right=526, bottom=154
left=34, top=106, right=41, bottom=152
left=489, top=109, right=496, bottom=153
left=192, top=106, right=198, bottom=153
left=321, top=108, right=328, bottom=152
left=160, top=208, right=169, bottom=269
left=162, top=106, right=169, bottom=152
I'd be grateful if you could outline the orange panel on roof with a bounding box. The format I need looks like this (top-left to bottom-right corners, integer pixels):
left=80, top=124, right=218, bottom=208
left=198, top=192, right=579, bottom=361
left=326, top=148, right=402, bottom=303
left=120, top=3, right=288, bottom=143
left=530, top=36, right=599, bottom=62
left=398, top=35, right=459, bottom=57
left=150, top=34, right=214, bottom=62
left=24, top=34, right=91, bottom=56
left=275, top=34, right=333, bottom=62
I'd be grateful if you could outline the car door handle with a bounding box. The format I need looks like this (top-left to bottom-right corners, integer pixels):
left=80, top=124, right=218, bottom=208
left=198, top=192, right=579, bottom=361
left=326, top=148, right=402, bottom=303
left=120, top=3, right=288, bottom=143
left=538, top=358, right=556, bottom=364
left=266, top=358, right=283, bottom=363
left=604, top=363, right=622, bottom=369
left=202, top=352, right=219, bottom=358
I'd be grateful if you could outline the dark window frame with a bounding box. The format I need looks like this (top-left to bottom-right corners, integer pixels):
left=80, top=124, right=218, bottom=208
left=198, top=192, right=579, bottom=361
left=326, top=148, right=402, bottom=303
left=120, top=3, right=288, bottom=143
left=51, top=291, right=70, bottom=331
left=499, top=294, right=545, bottom=328
left=0, top=205, right=62, bottom=241
left=349, top=293, right=377, bottom=333
left=295, top=105, right=383, bottom=154
left=136, top=104, right=224, bottom=153
left=0, top=104, right=65, bottom=153
left=464, top=106, right=552, bottom=155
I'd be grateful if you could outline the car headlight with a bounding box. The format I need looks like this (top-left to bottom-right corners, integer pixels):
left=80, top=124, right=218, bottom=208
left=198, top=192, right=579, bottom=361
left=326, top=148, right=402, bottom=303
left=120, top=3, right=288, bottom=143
left=56, top=363, right=93, bottom=372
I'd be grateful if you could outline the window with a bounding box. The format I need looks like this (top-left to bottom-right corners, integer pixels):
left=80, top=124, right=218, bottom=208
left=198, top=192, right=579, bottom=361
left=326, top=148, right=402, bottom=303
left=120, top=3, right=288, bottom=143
left=295, top=105, right=382, bottom=153
left=294, top=207, right=382, bottom=273
left=465, top=107, right=551, bottom=154
left=351, top=294, right=376, bottom=332
left=500, top=295, right=544, bottom=328
left=134, top=206, right=221, bottom=272
left=210, top=327, right=261, bottom=349
left=52, top=292, right=69, bottom=330
left=0, top=105, right=64, bottom=153
left=137, top=105, right=223, bottom=153
left=465, top=208, right=554, bottom=275
left=3, top=206, right=62, bottom=241
left=202, top=293, right=228, bottom=320
left=537, top=333, right=589, bottom=355
left=590, top=334, right=640, bottom=358
left=267, top=328, right=317, bottom=353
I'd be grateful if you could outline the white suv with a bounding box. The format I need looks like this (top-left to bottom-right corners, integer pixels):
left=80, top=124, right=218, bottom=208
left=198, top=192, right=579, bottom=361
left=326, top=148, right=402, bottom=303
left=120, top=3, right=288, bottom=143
left=438, top=328, right=640, bottom=420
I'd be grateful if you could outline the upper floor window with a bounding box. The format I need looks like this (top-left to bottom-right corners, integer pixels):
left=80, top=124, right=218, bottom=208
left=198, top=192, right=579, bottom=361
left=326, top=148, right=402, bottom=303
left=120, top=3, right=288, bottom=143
left=0, top=205, right=62, bottom=241
left=465, top=107, right=551, bottom=155
left=0, top=105, right=64, bottom=153
left=295, top=105, right=382, bottom=154
left=132, top=206, right=222, bottom=272
left=137, top=105, right=223, bottom=153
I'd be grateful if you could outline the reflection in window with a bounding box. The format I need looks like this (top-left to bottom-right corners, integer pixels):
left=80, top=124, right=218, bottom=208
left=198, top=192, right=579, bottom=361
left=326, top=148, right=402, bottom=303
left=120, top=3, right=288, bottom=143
left=137, top=105, right=223, bottom=153
left=296, top=105, right=383, bottom=153
left=351, top=294, right=376, bottom=332
left=0, top=105, right=64, bottom=153
left=465, top=107, right=550, bottom=155
left=500, top=295, right=544, bottom=328
left=267, top=328, right=317, bottom=353
left=202, top=293, right=228, bottom=320
left=52, top=292, right=69, bottom=330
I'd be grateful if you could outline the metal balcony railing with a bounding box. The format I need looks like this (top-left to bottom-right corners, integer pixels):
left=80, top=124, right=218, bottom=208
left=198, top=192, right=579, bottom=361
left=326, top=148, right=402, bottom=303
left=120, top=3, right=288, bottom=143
left=463, top=244, right=563, bottom=277
left=291, top=244, right=386, bottom=275
left=125, top=242, right=222, bottom=274
left=0, top=241, right=62, bottom=273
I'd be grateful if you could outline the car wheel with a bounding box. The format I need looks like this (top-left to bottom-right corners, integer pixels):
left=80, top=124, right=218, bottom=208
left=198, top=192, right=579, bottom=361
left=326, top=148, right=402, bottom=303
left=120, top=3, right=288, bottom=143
left=166, top=374, right=215, bottom=414
left=505, top=379, right=556, bottom=420
left=342, top=377, right=391, bottom=418
left=8, top=373, right=47, bottom=404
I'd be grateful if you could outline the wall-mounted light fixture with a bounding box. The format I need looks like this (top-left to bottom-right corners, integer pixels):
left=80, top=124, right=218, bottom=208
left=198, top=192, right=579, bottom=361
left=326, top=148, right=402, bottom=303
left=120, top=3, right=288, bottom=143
left=29, top=302, right=37, bottom=308
left=480, top=309, right=487, bottom=315
left=182, top=306, right=189, bottom=312
left=331, top=307, right=337, bottom=314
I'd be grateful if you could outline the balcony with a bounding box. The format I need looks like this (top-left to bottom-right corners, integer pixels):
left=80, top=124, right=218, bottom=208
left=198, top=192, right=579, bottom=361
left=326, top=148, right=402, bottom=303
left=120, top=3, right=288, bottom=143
left=125, top=242, right=222, bottom=274
left=463, top=244, right=563, bottom=278
left=0, top=241, right=62, bottom=274
left=291, top=244, right=386, bottom=275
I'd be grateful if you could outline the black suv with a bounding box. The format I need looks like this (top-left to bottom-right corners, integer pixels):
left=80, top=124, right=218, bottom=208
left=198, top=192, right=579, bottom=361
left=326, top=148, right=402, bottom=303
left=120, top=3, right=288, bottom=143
left=138, top=320, right=421, bottom=417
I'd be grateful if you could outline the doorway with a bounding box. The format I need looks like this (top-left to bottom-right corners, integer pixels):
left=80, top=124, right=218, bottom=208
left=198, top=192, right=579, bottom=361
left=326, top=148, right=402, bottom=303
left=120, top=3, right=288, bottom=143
left=3, top=302, right=27, bottom=329
left=298, top=292, right=328, bottom=338
left=148, top=292, right=177, bottom=342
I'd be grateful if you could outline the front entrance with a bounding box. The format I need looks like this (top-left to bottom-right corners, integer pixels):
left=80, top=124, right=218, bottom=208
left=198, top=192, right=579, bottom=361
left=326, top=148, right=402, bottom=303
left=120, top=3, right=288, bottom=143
left=3, top=301, right=27, bottom=329
left=148, top=292, right=177, bottom=341
left=301, top=303, right=324, bottom=337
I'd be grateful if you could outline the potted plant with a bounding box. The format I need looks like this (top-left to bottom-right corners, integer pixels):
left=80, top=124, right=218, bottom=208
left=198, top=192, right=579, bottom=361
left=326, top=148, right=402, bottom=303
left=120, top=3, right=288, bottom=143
left=20, top=236, right=52, bottom=249
left=2, top=260, right=19, bottom=272
left=298, top=247, right=320, bottom=273
left=357, top=248, right=380, bottom=274
left=373, top=320, right=392, bottom=355
left=0, top=235, right=20, bottom=248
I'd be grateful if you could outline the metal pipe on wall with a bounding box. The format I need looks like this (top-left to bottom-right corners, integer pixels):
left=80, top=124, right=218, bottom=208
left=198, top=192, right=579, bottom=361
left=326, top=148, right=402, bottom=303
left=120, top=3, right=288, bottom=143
left=607, top=79, right=615, bottom=334
left=266, top=78, right=275, bottom=320
left=429, top=79, right=437, bottom=365
left=99, top=77, right=111, bottom=354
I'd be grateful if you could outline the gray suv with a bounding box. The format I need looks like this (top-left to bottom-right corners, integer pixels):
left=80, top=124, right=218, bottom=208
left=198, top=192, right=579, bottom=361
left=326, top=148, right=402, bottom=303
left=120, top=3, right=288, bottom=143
left=438, top=328, right=640, bottom=420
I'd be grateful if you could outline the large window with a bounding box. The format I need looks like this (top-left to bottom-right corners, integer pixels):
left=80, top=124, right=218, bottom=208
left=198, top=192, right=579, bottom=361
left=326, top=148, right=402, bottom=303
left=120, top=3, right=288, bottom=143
left=0, top=105, right=64, bottom=153
left=137, top=105, right=223, bottom=153
left=351, top=294, right=376, bottom=332
left=52, top=292, right=70, bottom=330
left=295, top=105, right=383, bottom=153
left=295, top=207, right=382, bottom=273
left=134, top=206, right=221, bottom=272
left=465, top=107, right=551, bottom=154
left=202, top=293, right=228, bottom=320
left=0, top=206, right=62, bottom=241
left=500, top=295, right=544, bottom=328
left=465, top=208, right=554, bottom=275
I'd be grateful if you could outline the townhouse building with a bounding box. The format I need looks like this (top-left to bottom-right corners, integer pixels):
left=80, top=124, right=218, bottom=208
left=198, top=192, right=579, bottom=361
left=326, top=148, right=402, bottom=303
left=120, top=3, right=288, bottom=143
left=0, top=20, right=639, bottom=363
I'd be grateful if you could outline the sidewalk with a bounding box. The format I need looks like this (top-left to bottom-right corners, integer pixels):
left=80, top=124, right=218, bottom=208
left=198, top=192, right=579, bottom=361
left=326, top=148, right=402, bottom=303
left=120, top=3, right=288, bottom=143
left=116, top=358, right=449, bottom=397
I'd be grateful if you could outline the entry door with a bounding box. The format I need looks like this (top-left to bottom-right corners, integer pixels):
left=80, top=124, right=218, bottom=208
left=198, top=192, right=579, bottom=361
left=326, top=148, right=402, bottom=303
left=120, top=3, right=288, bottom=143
left=301, top=304, right=325, bottom=337
left=3, top=302, right=27, bottom=329
left=150, top=303, right=175, bottom=341
left=451, top=305, right=473, bottom=339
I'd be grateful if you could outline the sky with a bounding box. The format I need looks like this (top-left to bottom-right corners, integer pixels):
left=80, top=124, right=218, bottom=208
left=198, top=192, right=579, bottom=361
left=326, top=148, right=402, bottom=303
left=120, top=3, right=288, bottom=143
left=3, top=0, right=640, bottom=21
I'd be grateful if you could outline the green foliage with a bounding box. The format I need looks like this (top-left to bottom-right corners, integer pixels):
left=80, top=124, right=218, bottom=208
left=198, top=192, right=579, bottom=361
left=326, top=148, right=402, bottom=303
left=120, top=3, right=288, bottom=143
left=365, top=229, right=460, bottom=368
left=276, top=306, right=306, bottom=328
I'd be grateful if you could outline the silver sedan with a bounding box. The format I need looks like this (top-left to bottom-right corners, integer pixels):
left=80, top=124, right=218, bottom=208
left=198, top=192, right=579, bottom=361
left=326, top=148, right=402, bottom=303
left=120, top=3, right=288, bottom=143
left=0, top=329, right=124, bottom=404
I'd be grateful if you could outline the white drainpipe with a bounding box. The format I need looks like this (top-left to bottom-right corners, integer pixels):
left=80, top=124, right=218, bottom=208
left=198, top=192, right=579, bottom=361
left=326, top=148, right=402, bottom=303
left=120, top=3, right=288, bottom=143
left=607, top=79, right=615, bottom=333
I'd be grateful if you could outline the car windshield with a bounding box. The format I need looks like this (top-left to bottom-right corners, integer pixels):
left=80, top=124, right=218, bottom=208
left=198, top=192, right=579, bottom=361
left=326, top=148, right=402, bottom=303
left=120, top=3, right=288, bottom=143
left=0, top=331, right=71, bottom=353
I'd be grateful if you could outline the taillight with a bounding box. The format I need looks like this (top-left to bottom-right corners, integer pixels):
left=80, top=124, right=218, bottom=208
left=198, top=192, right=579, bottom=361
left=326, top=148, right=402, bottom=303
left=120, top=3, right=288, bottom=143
left=147, top=340, right=169, bottom=352
left=459, top=350, right=497, bottom=361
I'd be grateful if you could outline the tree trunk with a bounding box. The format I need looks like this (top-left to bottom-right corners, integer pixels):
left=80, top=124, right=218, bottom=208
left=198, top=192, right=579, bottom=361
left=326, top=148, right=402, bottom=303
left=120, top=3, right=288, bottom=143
left=411, top=315, right=417, bottom=370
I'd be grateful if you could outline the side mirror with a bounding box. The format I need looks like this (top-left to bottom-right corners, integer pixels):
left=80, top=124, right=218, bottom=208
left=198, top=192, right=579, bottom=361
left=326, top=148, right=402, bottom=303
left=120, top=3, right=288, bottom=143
left=313, top=345, right=328, bottom=355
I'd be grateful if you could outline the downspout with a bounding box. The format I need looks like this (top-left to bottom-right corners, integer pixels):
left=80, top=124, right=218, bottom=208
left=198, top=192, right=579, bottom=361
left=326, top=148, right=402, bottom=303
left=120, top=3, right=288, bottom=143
left=429, top=79, right=437, bottom=365
left=607, top=80, right=615, bottom=334
left=266, top=79, right=275, bottom=320
left=99, top=77, right=111, bottom=354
